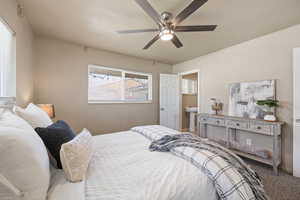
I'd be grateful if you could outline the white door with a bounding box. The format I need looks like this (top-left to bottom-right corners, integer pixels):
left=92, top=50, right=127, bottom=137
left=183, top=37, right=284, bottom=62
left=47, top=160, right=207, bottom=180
left=160, top=74, right=179, bottom=130
left=294, top=48, right=300, bottom=177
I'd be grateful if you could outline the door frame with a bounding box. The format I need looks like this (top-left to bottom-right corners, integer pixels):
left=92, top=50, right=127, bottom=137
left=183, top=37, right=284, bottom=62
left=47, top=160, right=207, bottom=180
left=178, top=69, right=201, bottom=131
left=293, top=48, right=300, bottom=177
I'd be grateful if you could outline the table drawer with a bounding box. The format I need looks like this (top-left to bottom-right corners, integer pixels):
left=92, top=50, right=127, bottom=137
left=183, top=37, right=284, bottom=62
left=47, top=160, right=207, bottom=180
left=199, top=116, right=208, bottom=123
left=207, top=118, right=225, bottom=126
left=227, top=120, right=249, bottom=129
left=249, top=123, right=273, bottom=135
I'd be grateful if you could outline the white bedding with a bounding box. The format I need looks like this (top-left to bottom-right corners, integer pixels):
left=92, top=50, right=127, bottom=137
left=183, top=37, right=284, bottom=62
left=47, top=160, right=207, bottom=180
left=85, top=131, right=217, bottom=200
left=47, top=167, right=85, bottom=200
left=48, top=130, right=218, bottom=200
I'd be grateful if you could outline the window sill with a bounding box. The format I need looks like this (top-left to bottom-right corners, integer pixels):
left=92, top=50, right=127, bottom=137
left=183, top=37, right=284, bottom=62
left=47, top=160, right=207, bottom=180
left=88, top=101, right=153, bottom=104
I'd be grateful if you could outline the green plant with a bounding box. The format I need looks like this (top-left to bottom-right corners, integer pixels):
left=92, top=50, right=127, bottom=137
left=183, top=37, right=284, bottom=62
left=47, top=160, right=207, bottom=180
left=256, top=99, right=279, bottom=108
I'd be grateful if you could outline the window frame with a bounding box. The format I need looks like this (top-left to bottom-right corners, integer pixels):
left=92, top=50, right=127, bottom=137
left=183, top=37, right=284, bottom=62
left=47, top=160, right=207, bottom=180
left=0, top=17, right=16, bottom=97
left=88, top=64, right=153, bottom=104
left=0, top=17, right=16, bottom=36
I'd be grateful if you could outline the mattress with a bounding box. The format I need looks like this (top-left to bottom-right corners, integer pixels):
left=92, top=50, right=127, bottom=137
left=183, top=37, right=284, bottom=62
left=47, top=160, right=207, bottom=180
left=48, top=130, right=218, bottom=200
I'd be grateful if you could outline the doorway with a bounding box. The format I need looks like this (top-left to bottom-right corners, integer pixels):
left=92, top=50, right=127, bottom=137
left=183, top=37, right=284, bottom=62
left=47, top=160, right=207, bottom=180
left=179, top=70, right=200, bottom=134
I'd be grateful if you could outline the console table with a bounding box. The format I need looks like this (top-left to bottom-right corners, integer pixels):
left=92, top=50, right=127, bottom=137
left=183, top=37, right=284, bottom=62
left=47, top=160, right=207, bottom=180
left=198, top=113, right=284, bottom=175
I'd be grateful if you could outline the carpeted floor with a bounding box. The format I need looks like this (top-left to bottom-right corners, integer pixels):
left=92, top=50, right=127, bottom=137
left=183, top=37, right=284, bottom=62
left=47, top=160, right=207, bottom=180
left=246, top=159, right=300, bottom=200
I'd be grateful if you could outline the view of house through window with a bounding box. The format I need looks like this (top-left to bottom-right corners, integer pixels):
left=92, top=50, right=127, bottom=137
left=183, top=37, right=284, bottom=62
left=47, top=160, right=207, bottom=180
left=88, top=65, right=152, bottom=103
left=0, top=18, right=16, bottom=97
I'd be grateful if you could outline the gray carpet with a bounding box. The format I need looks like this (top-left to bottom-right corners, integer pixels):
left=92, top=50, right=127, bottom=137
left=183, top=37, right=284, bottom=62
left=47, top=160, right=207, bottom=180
left=246, top=159, right=300, bottom=200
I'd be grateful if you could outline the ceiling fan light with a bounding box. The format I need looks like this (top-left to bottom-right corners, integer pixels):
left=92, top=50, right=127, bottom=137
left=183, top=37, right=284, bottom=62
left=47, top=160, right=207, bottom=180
left=160, top=34, right=174, bottom=41
left=160, top=29, right=174, bottom=41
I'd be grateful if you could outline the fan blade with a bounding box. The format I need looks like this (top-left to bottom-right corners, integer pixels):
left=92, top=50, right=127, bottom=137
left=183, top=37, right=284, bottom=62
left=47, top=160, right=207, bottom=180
left=143, top=34, right=160, bottom=49
left=175, top=25, right=217, bottom=32
left=117, top=29, right=159, bottom=34
left=135, top=0, right=163, bottom=26
left=171, top=35, right=183, bottom=48
left=173, top=0, right=208, bottom=26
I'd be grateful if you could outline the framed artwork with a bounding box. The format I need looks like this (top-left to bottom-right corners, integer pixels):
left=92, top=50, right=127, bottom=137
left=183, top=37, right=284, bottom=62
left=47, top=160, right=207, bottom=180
left=228, top=80, right=275, bottom=119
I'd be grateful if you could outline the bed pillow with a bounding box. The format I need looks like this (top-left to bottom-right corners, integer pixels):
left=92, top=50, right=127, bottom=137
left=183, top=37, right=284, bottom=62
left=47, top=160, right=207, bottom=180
left=0, top=111, right=50, bottom=200
left=0, top=109, right=33, bottom=131
left=35, top=120, right=76, bottom=169
left=15, top=103, right=53, bottom=129
left=60, top=128, right=94, bottom=182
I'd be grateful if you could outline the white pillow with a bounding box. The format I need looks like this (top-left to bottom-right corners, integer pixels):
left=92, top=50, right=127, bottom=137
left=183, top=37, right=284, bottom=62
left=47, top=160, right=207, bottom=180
left=15, top=103, right=53, bottom=128
left=0, top=111, right=50, bottom=200
left=0, top=110, right=33, bottom=131
left=60, top=128, right=94, bottom=182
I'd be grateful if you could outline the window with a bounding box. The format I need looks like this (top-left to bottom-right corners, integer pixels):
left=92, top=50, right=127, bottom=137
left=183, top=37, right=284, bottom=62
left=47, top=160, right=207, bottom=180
left=88, top=65, right=152, bottom=103
left=0, top=18, right=16, bottom=97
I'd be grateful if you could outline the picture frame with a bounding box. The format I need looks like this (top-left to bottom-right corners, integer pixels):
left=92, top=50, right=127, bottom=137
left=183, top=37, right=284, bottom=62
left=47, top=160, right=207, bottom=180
left=228, top=80, right=276, bottom=119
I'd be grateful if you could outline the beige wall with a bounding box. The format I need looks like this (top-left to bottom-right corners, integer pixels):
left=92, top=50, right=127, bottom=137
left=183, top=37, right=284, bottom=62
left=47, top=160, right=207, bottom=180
left=173, top=24, right=300, bottom=173
left=34, top=36, right=172, bottom=134
left=0, top=0, right=34, bottom=106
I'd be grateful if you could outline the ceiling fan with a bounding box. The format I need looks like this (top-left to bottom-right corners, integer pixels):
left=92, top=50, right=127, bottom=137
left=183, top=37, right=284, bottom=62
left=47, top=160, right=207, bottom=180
left=117, top=0, right=217, bottom=50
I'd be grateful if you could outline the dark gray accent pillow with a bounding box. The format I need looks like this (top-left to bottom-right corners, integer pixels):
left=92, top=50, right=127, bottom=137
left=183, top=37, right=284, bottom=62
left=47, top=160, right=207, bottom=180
left=35, top=120, right=76, bottom=169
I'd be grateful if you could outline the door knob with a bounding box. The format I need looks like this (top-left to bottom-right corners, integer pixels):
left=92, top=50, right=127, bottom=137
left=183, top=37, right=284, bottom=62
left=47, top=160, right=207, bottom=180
left=296, top=119, right=300, bottom=123
left=160, top=108, right=165, bottom=111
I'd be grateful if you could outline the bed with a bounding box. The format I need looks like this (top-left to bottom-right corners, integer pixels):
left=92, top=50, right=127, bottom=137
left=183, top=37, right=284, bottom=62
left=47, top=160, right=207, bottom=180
left=0, top=98, right=266, bottom=200
left=48, top=130, right=218, bottom=200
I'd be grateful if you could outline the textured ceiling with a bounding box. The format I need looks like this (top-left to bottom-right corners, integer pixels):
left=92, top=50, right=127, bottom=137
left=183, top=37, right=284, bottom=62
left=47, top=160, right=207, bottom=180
left=20, top=0, right=300, bottom=64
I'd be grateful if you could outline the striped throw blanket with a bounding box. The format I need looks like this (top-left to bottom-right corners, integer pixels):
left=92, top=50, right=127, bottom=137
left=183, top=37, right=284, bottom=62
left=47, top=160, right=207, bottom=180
left=132, top=125, right=268, bottom=200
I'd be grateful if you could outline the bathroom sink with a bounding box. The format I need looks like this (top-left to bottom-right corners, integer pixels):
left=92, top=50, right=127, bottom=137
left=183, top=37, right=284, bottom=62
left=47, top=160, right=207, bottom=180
left=185, top=107, right=198, bottom=112
left=185, top=107, right=198, bottom=132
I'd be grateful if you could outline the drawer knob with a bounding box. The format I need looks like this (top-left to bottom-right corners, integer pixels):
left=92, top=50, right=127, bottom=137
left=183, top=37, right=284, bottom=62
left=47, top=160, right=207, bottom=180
left=216, top=120, right=220, bottom=123
left=236, top=123, right=240, bottom=126
left=257, top=126, right=262, bottom=130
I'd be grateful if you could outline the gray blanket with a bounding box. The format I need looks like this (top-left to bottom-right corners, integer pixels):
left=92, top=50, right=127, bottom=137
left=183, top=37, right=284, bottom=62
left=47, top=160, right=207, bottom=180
left=149, top=134, right=268, bottom=200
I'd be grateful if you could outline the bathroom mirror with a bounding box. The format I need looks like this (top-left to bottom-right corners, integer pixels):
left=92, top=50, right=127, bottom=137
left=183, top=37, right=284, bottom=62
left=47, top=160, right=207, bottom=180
left=182, top=78, right=197, bottom=95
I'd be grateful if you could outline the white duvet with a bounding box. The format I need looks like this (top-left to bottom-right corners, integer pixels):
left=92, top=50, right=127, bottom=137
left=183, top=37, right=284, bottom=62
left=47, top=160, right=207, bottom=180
left=48, top=131, right=218, bottom=200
